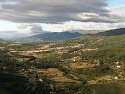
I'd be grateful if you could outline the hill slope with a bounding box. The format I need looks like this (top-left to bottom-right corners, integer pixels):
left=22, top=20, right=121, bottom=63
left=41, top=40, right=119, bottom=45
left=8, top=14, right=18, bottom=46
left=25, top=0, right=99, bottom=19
left=54, top=34, right=125, bottom=62
left=95, top=28, right=125, bottom=36
left=27, top=32, right=83, bottom=41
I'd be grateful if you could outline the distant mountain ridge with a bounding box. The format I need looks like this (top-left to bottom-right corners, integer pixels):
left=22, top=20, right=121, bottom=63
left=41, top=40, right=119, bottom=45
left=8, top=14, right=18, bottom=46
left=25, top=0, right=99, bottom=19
left=95, top=28, right=125, bottom=36
left=0, top=38, right=3, bottom=40
left=0, top=38, right=5, bottom=42
left=27, top=31, right=83, bottom=41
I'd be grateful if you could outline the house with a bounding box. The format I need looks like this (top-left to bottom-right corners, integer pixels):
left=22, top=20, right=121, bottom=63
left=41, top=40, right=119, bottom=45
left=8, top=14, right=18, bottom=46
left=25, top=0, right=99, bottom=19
left=114, top=61, right=120, bottom=64
left=114, top=77, right=118, bottom=80
left=38, top=79, right=43, bottom=82
left=116, top=66, right=121, bottom=68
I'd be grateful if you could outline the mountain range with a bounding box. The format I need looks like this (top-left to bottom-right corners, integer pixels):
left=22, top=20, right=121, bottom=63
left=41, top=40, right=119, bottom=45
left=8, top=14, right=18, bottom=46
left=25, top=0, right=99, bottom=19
left=27, top=28, right=125, bottom=41
left=27, top=31, right=83, bottom=41
left=2, top=27, right=124, bottom=41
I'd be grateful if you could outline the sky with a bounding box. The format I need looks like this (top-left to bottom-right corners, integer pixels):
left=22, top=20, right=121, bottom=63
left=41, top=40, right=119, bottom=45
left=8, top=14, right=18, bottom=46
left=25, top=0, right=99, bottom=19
left=0, top=0, right=125, bottom=38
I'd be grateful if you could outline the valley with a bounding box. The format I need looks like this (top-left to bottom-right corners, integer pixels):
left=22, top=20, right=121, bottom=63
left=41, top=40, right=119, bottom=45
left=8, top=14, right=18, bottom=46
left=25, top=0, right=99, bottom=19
left=0, top=33, right=125, bottom=94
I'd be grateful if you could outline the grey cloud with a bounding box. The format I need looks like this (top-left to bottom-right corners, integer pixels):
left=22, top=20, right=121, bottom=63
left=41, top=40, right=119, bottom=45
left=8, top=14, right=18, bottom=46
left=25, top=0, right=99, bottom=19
left=0, top=0, right=123, bottom=23
left=30, top=25, right=45, bottom=34
left=0, top=0, right=6, bottom=2
left=18, top=24, right=46, bottom=34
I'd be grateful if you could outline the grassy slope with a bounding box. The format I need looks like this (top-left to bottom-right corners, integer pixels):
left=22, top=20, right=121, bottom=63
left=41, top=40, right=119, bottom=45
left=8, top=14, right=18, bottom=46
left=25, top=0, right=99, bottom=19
left=54, top=34, right=125, bottom=62
left=56, top=34, right=125, bottom=49
left=82, top=83, right=125, bottom=94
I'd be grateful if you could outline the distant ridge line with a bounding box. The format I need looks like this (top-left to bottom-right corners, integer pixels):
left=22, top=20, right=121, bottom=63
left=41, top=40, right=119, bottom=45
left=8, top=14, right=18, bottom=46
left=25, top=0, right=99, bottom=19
left=94, top=28, right=125, bottom=36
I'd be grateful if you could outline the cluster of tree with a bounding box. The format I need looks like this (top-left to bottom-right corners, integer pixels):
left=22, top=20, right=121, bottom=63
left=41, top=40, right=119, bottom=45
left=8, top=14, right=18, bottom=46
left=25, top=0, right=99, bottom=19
left=0, top=50, right=19, bottom=73
left=0, top=72, right=52, bottom=94
left=80, top=48, right=125, bottom=64
left=75, top=65, right=114, bottom=77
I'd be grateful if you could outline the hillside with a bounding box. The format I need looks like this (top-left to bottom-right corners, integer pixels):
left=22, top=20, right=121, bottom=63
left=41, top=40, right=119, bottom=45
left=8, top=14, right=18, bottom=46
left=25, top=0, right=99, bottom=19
left=56, top=34, right=125, bottom=48
left=53, top=34, right=125, bottom=63
left=95, top=28, right=125, bottom=36
left=27, top=31, right=83, bottom=41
